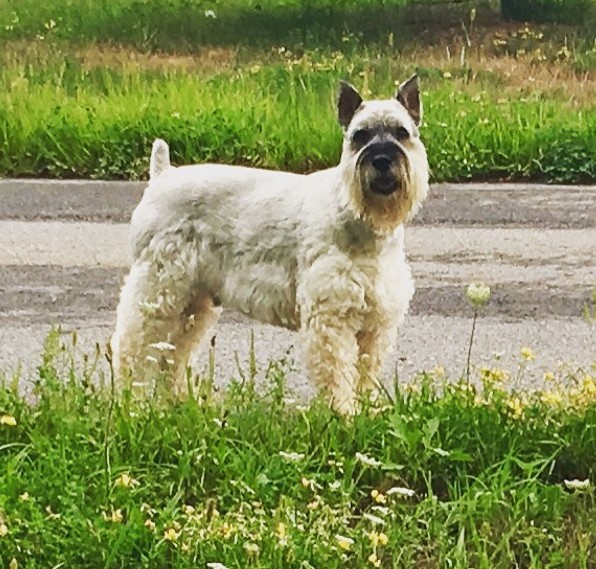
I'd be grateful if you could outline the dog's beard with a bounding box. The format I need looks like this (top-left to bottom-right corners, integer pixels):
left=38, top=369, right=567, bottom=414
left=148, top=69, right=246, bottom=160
left=341, top=151, right=423, bottom=233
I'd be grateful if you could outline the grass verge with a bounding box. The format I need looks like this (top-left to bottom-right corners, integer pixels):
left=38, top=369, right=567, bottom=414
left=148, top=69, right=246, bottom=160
left=0, top=3, right=594, bottom=182
left=0, top=332, right=595, bottom=568
left=1, top=37, right=595, bottom=183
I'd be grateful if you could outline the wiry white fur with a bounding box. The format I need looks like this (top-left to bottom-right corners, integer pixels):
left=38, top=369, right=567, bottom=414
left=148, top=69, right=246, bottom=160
left=112, top=87, right=429, bottom=413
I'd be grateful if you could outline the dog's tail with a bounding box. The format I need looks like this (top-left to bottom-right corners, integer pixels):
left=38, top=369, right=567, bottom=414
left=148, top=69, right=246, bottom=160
left=149, top=138, right=171, bottom=180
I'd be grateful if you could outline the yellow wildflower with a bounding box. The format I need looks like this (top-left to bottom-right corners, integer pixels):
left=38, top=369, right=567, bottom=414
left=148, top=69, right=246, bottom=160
left=220, top=522, right=234, bottom=539
left=543, top=371, right=556, bottom=383
left=540, top=391, right=563, bottom=406
left=10, top=559, right=18, bottom=569
left=45, top=506, right=60, bottom=520
left=307, top=498, right=320, bottom=510
left=0, top=414, right=17, bottom=427
left=276, top=522, right=287, bottom=539
left=140, top=503, right=156, bottom=517
left=115, top=473, right=140, bottom=489
left=582, top=376, right=596, bottom=397
left=164, top=527, right=180, bottom=542
left=182, top=504, right=195, bottom=516
left=431, top=365, right=445, bottom=378
left=520, top=347, right=536, bottom=361
left=102, top=509, right=123, bottom=523
left=368, top=553, right=381, bottom=567
left=335, top=534, right=354, bottom=551
left=371, top=489, right=386, bottom=504
left=368, top=531, right=389, bottom=547
left=480, top=367, right=509, bottom=384
left=507, top=396, right=524, bottom=419
left=244, top=542, right=260, bottom=555
left=144, top=519, right=156, bottom=531
left=19, top=492, right=30, bottom=502
left=0, top=523, right=8, bottom=537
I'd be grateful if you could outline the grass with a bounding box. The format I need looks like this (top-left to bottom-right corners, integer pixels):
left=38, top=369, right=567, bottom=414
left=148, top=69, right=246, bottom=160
left=0, top=2, right=594, bottom=182
left=1, top=0, right=594, bottom=49
left=0, top=330, right=595, bottom=568
left=1, top=34, right=595, bottom=183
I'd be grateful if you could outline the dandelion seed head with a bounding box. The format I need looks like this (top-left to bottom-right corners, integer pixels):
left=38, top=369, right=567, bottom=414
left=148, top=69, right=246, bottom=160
left=466, top=282, right=491, bottom=307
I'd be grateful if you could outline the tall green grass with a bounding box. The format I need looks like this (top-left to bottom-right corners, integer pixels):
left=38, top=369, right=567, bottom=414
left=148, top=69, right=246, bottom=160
left=0, top=0, right=491, bottom=50
left=1, top=50, right=594, bottom=182
left=0, top=332, right=595, bottom=568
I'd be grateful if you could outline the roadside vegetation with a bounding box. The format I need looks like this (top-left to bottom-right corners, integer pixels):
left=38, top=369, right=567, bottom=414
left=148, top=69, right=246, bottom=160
left=0, top=1, right=594, bottom=182
left=0, top=329, right=595, bottom=568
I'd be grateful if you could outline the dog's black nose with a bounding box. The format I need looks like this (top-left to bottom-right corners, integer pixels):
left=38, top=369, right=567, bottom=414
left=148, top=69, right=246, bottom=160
left=372, top=156, right=392, bottom=173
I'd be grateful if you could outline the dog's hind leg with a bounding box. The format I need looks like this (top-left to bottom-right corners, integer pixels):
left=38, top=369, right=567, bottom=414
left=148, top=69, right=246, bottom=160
left=111, top=233, right=216, bottom=397
left=169, top=292, right=221, bottom=394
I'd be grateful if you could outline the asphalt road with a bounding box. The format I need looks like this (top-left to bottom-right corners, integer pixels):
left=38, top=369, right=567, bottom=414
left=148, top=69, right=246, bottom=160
left=1, top=180, right=595, bottom=397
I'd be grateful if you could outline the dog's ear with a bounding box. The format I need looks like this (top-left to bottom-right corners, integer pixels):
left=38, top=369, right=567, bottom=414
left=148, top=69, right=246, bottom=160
left=337, top=81, right=363, bottom=130
left=396, top=74, right=422, bottom=126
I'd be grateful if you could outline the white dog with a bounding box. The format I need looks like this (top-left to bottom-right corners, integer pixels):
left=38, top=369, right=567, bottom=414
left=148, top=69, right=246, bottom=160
left=111, top=76, right=429, bottom=413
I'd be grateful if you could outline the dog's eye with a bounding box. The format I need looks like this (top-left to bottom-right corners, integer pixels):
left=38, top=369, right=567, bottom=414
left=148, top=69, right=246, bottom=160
left=352, top=129, right=371, bottom=145
left=393, top=126, right=410, bottom=140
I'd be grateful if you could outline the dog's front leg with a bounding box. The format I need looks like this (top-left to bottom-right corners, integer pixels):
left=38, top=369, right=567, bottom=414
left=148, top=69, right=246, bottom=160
left=302, top=312, right=361, bottom=415
left=298, top=263, right=366, bottom=414
left=356, top=319, right=394, bottom=395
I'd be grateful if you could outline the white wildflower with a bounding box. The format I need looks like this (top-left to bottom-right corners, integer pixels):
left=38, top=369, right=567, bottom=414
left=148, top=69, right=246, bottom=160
left=279, top=451, right=305, bottom=462
left=355, top=452, right=382, bottom=467
left=386, top=486, right=416, bottom=498
left=363, top=512, right=386, bottom=526
left=564, top=479, right=590, bottom=491
left=371, top=505, right=390, bottom=516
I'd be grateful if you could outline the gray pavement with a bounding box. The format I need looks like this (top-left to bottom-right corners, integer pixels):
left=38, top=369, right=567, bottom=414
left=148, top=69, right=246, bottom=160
left=0, top=180, right=595, bottom=396
left=2, top=179, right=596, bottom=227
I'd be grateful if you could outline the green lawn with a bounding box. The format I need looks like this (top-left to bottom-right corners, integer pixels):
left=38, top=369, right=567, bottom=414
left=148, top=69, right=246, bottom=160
left=0, top=332, right=595, bottom=568
left=0, top=2, right=594, bottom=182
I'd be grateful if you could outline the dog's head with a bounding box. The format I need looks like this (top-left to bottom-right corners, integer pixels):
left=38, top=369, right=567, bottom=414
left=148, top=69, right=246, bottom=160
left=337, top=76, right=429, bottom=231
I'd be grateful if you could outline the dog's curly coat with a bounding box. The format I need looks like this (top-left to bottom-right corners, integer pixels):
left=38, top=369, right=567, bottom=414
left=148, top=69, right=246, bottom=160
left=111, top=77, right=429, bottom=413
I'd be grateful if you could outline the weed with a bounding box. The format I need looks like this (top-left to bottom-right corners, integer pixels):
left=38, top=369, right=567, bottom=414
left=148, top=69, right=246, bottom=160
left=0, top=330, right=595, bottom=568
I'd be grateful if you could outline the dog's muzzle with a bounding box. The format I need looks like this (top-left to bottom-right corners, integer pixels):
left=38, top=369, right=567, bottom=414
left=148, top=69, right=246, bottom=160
left=358, top=141, right=406, bottom=196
